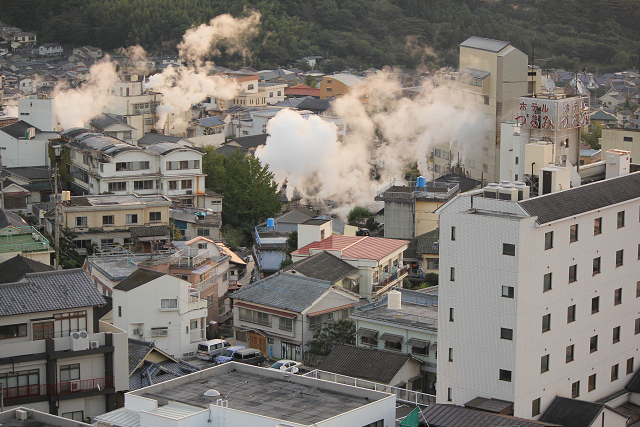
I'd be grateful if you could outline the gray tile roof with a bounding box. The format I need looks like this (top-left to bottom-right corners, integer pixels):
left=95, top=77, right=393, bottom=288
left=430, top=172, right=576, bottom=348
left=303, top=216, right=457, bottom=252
left=627, top=366, right=640, bottom=393
left=421, top=404, right=561, bottom=427
left=129, top=338, right=154, bottom=374
left=0, top=269, right=106, bottom=317
left=460, top=36, right=510, bottom=52
left=128, top=338, right=199, bottom=390
left=518, top=172, right=640, bottom=224
left=416, top=228, right=439, bottom=255
left=0, top=120, right=41, bottom=139
left=0, top=254, right=55, bottom=284
left=230, top=272, right=332, bottom=313
left=137, top=133, right=185, bottom=146
left=0, top=209, right=29, bottom=229
left=282, top=251, right=358, bottom=283
left=89, top=113, right=132, bottom=131
left=460, top=68, right=490, bottom=80
left=4, top=166, right=51, bottom=181
left=114, top=269, right=165, bottom=292
left=296, top=98, right=331, bottom=111
left=538, top=396, right=606, bottom=427
left=318, top=344, right=412, bottom=384
left=129, top=225, right=169, bottom=238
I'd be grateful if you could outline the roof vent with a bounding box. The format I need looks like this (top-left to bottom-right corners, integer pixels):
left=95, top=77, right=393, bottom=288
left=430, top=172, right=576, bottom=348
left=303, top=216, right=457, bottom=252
left=387, top=290, right=402, bottom=310
left=204, top=389, right=221, bottom=397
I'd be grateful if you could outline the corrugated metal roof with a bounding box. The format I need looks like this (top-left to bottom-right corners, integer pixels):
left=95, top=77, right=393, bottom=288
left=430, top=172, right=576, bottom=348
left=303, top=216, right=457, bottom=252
left=460, top=36, right=510, bottom=53
left=292, top=235, right=409, bottom=261
left=94, top=408, right=140, bottom=427
left=421, top=404, right=561, bottom=427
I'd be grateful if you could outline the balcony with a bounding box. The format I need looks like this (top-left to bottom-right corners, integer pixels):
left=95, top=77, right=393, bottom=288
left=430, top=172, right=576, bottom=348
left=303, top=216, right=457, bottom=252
left=170, top=248, right=209, bottom=268
left=196, top=275, right=217, bottom=293
left=239, top=314, right=271, bottom=327
left=373, top=266, right=409, bottom=295
left=188, top=299, right=208, bottom=312
left=1, top=377, right=114, bottom=401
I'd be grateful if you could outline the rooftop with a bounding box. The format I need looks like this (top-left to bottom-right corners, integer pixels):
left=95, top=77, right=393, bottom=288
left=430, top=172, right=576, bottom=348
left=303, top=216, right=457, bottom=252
left=328, top=73, right=368, bottom=87
left=66, top=194, right=171, bottom=208
left=0, top=407, right=89, bottom=427
left=0, top=254, right=54, bottom=284
left=282, top=250, right=359, bottom=283
left=114, top=268, right=166, bottom=292
left=539, top=396, right=609, bottom=427
left=0, top=120, right=41, bottom=139
left=421, top=404, right=561, bottom=427
left=351, top=288, right=438, bottom=331
left=460, top=36, right=511, bottom=53
left=292, top=235, right=409, bottom=261
left=130, top=363, right=387, bottom=425
left=375, top=179, right=460, bottom=202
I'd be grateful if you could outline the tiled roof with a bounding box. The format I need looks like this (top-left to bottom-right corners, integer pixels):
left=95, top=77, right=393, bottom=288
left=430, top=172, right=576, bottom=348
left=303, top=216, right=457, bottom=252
left=518, top=172, right=640, bottom=224
left=292, top=235, right=409, bottom=261
left=538, top=396, right=605, bottom=427
left=296, top=97, right=331, bottom=111
left=460, top=36, right=510, bottom=52
left=229, top=134, right=268, bottom=148
left=129, top=225, right=169, bottom=238
left=114, top=268, right=165, bottom=292
left=0, top=269, right=106, bottom=317
left=416, top=228, right=439, bottom=255
left=421, top=404, right=561, bottom=427
left=0, top=120, right=41, bottom=139
left=4, top=166, right=51, bottom=181
left=0, top=254, right=54, bottom=284
left=230, top=272, right=332, bottom=313
left=282, top=251, right=358, bottom=282
left=0, top=209, right=28, bottom=229
left=129, top=338, right=155, bottom=374
left=318, top=344, right=412, bottom=384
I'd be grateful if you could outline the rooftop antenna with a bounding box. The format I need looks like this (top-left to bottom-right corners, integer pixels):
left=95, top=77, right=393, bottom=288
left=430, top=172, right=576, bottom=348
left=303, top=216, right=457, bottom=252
left=531, top=38, right=535, bottom=97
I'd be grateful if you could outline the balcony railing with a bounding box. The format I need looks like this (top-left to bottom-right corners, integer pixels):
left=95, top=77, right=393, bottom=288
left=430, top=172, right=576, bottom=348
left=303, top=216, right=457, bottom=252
left=373, top=266, right=409, bottom=294
left=2, top=377, right=115, bottom=401
left=189, top=299, right=208, bottom=311
left=1, top=384, right=47, bottom=400
left=170, top=248, right=209, bottom=268
left=0, top=226, right=51, bottom=254
left=196, top=275, right=217, bottom=293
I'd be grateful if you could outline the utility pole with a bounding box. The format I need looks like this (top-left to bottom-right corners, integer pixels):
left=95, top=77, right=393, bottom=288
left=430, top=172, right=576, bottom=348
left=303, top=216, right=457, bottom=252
left=0, top=153, right=4, bottom=210
left=53, top=165, right=60, bottom=270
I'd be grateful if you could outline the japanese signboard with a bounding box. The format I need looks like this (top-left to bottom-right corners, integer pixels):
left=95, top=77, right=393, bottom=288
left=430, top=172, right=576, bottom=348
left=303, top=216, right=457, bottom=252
left=515, top=97, right=588, bottom=130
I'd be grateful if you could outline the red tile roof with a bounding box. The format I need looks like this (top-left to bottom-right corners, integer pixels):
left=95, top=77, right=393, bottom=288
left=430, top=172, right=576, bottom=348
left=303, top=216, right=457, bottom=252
left=284, top=84, right=321, bottom=97
left=291, top=235, right=409, bottom=261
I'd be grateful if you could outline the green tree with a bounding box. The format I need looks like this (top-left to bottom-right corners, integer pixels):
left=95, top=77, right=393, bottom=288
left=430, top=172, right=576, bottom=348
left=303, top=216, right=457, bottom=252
left=581, top=121, right=603, bottom=149
left=304, top=75, right=317, bottom=88
left=347, top=206, right=371, bottom=225
left=307, top=318, right=356, bottom=355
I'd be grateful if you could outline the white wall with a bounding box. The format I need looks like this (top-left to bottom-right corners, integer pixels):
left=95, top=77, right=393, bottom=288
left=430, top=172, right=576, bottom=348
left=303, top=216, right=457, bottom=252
left=18, top=97, right=59, bottom=131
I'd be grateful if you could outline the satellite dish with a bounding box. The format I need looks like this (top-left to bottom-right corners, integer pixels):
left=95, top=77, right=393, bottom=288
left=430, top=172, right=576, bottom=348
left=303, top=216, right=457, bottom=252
left=544, top=78, right=555, bottom=93
left=576, top=80, right=588, bottom=95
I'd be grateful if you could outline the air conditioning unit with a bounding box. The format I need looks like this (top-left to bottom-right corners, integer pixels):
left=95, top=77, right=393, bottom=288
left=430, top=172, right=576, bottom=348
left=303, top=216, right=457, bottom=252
left=186, top=190, right=193, bottom=195
left=70, top=382, right=81, bottom=392
left=132, top=328, right=143, bottom=336
left=16, top=409, right=28, bottom=421
left=71, top=331, right=89, bottom=351
left=89, top=340, right=99, bottom=349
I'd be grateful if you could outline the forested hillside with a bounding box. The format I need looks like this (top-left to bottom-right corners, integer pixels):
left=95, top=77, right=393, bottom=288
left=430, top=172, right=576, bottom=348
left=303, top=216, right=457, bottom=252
left=2, top=0, right=639, bottom=72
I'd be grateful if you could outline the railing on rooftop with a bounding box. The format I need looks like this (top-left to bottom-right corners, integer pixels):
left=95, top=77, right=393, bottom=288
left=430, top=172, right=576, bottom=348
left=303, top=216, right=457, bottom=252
left=303, top=370, right=436, bottom=406
left=372, top=266, right=409, bottom=294
left=170, top=248, right=209, bottom=268
left=0, top=226, right=51, bottom=253
left=376, top=180, right=459, bottom=201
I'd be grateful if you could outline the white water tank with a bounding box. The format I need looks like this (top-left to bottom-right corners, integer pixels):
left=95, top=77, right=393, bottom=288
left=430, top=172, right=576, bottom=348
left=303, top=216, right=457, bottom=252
left=387, top=290, right=402, bottom=310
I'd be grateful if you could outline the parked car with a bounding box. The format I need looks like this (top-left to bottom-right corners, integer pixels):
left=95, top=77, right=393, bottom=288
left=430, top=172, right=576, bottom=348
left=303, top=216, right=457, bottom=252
left=215, top=345, right=245, bottom=364
left=268, top=359, right=302, bottom=373
left=231, top=348, right=266, bottom=366
left=196, top=339, right=231, bottom=361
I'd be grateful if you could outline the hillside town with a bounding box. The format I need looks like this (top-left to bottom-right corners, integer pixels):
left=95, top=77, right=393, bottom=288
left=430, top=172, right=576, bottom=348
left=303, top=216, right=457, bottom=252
left=2, top=17, right=640, bottom=427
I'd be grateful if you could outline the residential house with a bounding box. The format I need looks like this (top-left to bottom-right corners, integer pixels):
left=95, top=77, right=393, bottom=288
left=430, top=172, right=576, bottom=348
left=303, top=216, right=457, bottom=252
left=89, top=114, right=138, bottom=144
left=291, top=235, right=410, bottom=300
left=188, top=115, right=227, bottom=147
left=135, top=132, right=192, bottom=148
left=170, top=199, right=222, bottom=242
left=230, top=272, right=360, bottom=361
left=295, top=97, right=332, bottom=115
left=538, top=397, right=628, bottom=427
left=374, top=178, right=459, bottom=239
left=0, top=209, right=53, bottom=265
left=601, top=128, right=640, bottom=162
left=0, top=253, right=54, bottom=283
left=111, top=268, right=208, bottom=358
left=0, top=269, right=128, bottom=420
left=0, top=120, right=56, bottom=167
left=435, top=172, right=640, bottom=419
left=282, top=250, right=362, bottom=294
left=320, top=73, right=368, bottom=99
left=38, top=43, right=63, bottom=56
left=221, top=133, right=267, bottom=154
left=590, top=108, right=619, bottom=125
left=404, top=228, right=439, bottom=276
left=350, top=288, right=438, bottom=393
left=284, top=83, right=321, bottom=98
left=11, top=32, right=36, bottom=50
left=127, top=338, right=199, bottom=391
left=599, top=92, right=626, bottom=108
left=580, top=149, right=601, bottom=165
left=53, top=194, right=172, bottom=253
left=0, top=406, right=93, bottom=426
left=72, top=46, right=103, bottom=59
left=95, top=362, right=396, bottom=427
left=258, top=82, right=287, bottom=104
left=104, top=74, right=162, bottom=135
left=1, top=166, right=54, bottom=213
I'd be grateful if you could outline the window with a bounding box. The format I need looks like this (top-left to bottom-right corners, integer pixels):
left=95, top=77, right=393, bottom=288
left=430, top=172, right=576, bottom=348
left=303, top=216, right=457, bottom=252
left=60, top=363, right=80, bottom=383
left=52, top=311, right=87, bottom=338
left=572, top=381, right=580, bottom=398
left=566, top=344, right=574, bottom=363
left=161, top=299, right=178, bottom=309
left=181, top=180, right=192, bottom=189
left=197, top=228, right=210, bottom=237
left=541, top=354, right=550, bottom=373
left=236, top=330, right=248, bottom=342
left=149, top=212, right=162, bottom=222
left=613, top=326, right=621, bottom=343
left=61, top=411, right=84, bottom=421
left=638, top=244, right=640, bottom=260
left=592, top=296, right=600, bottom=314
left=0, top=323, right=27, bottom=339
left=443, top=152, right=450, bottom=160
left=126, top=214, right=138, bottom=224
left=637, top=281, right=640, bottom=298
left=83, top=154, right=90, bottom=165
left=532, top=398, right=541, bottom=417
left=545, top=231, right=553, bottom=250
left=628, top=357, right=635, bottom=375
left=567, top=305, right=576, bottom=323
left=542, top=314, right=551, bottom=332
left=500, top=328, right=513, bottom=340
left=544, top=273, right=552, bottom=292
left=102, top=215, right=114, bottom=225
left=618, top=211, right=625, bottom=228
left=588, top=374, right=596, bottom=392
left=449, top=308, right=454, bottom=322
left=115, top=161, right=149, bottom=171
left=614, top=288, right=622, bottom=305
left=502, top=286, right=514, bottom=298
left=247, top=84, right=254, bottom=90
left=468, top=159, right=475, bottom=168
left=483, top=164, right=488, bottom=173
left=168, top=181, right=178, bottom=190
left=592, top=257, right=601, bottom=275
left=570, top=224, right=578, bottom=243
left=434, top=149, right=441, bottom=157
left=450, top=267, right=455, bottom=281
left=448, top=348, right=453, bottom=362
left=278, top=317, right=293, bottom=332
left=75, top=217, right=87, bottom=227
left=361, top=335, right=378, bottom=346
left=503, top=243, right=515, bottom=256
left=590, top=335, right=598, bottom=353
left=447, top=388, right=452, bottom=402
left=616, top=249, right=624, bottom=267
left=612, top=364, right=620, bottom=381
left=133, top=180, right=153, bottom=190
left=499, top=369, right=512, bottom=382
left=108, top=182, right=127, bottom=192
left=411, top=344, right=427, bottom=356
left=569, top=265, right=577, bottom=283
left=624, top=136, right=633, bottom=142
left=434, top=165, right=441, bottom=173
left=118, top=306, right=122, bottom=317
left=100, top=239, right=114, bottom=245
left=451, top=226, right=455, bottom=241
left=385, top=339, right=402, bottom=351
left=594, top=217, right=602, bottom=235
left=515, top=157, right=519, bottom=165
left=277, top=90, right=282, bottom=96
left=0, top=369, right=40, bottom=397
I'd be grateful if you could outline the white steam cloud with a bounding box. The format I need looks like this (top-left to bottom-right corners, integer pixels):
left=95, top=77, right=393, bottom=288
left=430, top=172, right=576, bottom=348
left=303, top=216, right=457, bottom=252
left=52, top=12, right=261, bottom=132
left=256, top=72, right=492, bottom=217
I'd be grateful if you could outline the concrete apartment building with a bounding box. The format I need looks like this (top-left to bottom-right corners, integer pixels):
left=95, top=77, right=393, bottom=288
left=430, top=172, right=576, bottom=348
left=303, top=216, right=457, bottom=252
left=104, top=74, right=162, bottom=135
left=0, top=406, right=92, bottom=426
left=436, top=172, right=640, bottom=421
left=601, top=128, right=640, bottom=162
left=0, top=269, right=128, bottom=422
left=433, top=36, right=528, bottom=183
left=95, top=362, right=396, bottom=427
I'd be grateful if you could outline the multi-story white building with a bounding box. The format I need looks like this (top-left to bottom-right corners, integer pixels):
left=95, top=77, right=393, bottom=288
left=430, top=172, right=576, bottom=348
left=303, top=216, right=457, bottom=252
left=51, top=128, right=212, bottom=208
left=0, top=269, right=128, bottom=422
left=104, top=74, right=162, bottom=135
left=111, top=268, right=208, bottom=358
left=436, top=172, right=640, bottom=420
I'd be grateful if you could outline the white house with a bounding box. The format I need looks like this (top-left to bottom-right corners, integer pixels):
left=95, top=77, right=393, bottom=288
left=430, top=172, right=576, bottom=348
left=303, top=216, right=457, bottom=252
left=436, top=171, right=640, bottom=420
left=111, top=268, right=208, bottom=358
left=0, top=120, right=57, bottom=167
left=38, top=43, right=63, bottom=56
left=18, top=96, right=59, bottom=132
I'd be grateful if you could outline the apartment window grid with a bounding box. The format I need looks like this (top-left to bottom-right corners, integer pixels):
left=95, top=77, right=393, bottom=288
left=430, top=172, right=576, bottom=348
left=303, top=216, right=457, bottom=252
left=628, top=357, right=635, bottom=375
left=588, top=374, right=597, bottom=392
left=614, top=288, right=622, bottom=305
left=108, top=182, right=127, bottom=192
left=532, top=398, right=541, bottom=417
left=566, top=344, right=574, bottom=363
left=126, top=214, right=138, bottom=224
left=0, top=323, right=27, bottom=340
left=616, top=249, right=624, bottom=267
left=133, top=180, right=153, bottom=190
left=102, top=215, right=114, bottom=225
left=593, top=257, right=601, bottom=275
left=544, top=231, right=553, bottom=250
left=567, top=305, right=576, bottom=323
left=572, top=381, right=580, bottom=398
left=569, top=265, right=577, bottom=283
left=0, top=369, right=40, bottom=397
left=592, top=296, right=600, bottom=314
left=618, top=211, right=625, bottom=228
left=613, top=326, right=621, bottom=344
left=503, top=243, right=516, bottom=256
left=542, top=314, right=551, bottom=333
left=149, top=212, right=162, bottom=222
left=612, top=364, right=620, bottom=382
left=161, top=299, right=178, bottom=309
left=500, top=328, right=513, bottom=340
left=499, top=369, right=512, bottom=382
left=75, top=217, right=87, bottom=227
left=502, top=286, right=514, bottom=298
left=590, top=335, right=598, bottom=353
left=594, top=217, right=602, bottom=235
left=541, top=354, right=550, bottom=373
left=570, top=224, right=579, bottom=243
left=543, top=273, right=552, bottom=292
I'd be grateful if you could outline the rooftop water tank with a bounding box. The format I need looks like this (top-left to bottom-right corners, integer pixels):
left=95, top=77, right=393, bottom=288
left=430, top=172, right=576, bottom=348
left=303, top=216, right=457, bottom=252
left=387, top=290, right=402, bottom=310
left=267, top=218, right=275, bottom=230
left=416, top=176, right=426, bottom=189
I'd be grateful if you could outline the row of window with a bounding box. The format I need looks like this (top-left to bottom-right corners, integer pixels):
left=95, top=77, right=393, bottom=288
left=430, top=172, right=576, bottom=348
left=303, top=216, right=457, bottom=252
left=166, top=160, right=200, bottom=171
left=540, top=291, right=629, bottom=333
left=83, top=211, right=162, bottom=227
left=540, top=249, right=629, bottom=290
left=545, top=211, right=630, bottom=250
left=107, top=179, right=193, bottom=192
left=238, top=308, right=293, bottom=331
left=360, top=335, right=429, bottom=356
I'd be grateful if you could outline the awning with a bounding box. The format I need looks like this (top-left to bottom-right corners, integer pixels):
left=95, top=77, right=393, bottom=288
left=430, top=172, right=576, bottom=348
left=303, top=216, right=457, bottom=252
left=355, top=328, right=378, bottom=338
left=192, top=264, right=213, bottom=275
left=406, top=338, right=430, bottom=349
left=379, top=333, right=403, bottom=343
left=430, top=342, right=437, bottom=352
